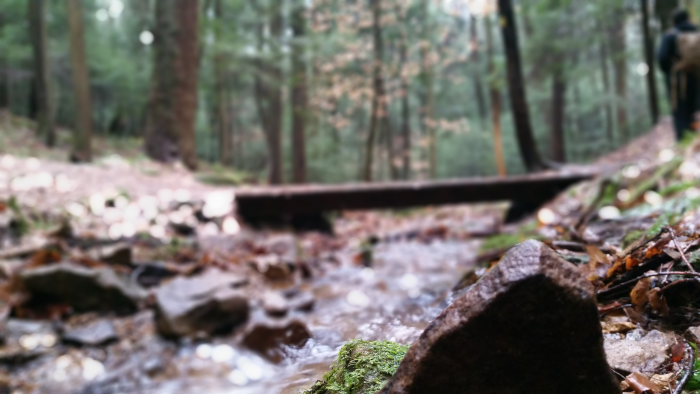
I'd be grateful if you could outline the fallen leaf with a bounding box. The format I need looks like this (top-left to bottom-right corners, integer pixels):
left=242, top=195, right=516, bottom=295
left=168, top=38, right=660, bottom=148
left=601, top=321, right=637, bottom=334
left=650, top=373, right=674, bottom=392
left=625, top=371, right=662, bottom=394
left=671, top=341, right=685, bottom=363
left=587, top=245, right=610, bottom=268
left=631, top=277, right=652, bottom=310
left=625, top=255, right=643, bottom=271
left=648, top=288, right=670, bottom=316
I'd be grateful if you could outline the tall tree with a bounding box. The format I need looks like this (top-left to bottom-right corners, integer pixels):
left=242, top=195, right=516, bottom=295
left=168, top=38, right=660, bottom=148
left=640, top=0, right=660, bottom=125
left=497, top=0, right=545, bottom=172
left=597, top=16, right=615, bottom=143
left=174, top=0, right=200, bottom=170
left=291, top=0, right=308, bottom=183
left=28, top=0, right=55, bottom=147
left=550, top=66, right=566, bottom=162
left=396, top=3, right=411, bottom=180
left=655, top=1, right=677, bottom=31
left=67, top=0, right=93, bottom=162
left=470, top=16, right=487, bottom=122
left=253, top=2, right=284, bottom=184
left=213, top=0, right=231, bottom=166
left=0, top=12, right=7, bottom=109
left=145, top=1, right=180, bottom=163
left=611, top=7, right=628, bottom=141
left=485, top=13, right=506, bottom=177
left=421, top=0, right=436, bottom=178
left=363, top=0, right=392, bottom=181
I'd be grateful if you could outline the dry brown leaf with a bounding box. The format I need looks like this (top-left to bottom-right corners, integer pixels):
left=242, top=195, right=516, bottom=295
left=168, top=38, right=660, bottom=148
left=625, top=256, right=643, bottom=271
left=587, top=245, right=610, bottom=268
left=631, top=277, right=652, bottom=310
left=601, top=321, right=637, bottom=334
left=649, top=373, right=673, bottom=392
left=625, top=372, right=662, bottom=394
left=648, top=288, right=670, bottom=316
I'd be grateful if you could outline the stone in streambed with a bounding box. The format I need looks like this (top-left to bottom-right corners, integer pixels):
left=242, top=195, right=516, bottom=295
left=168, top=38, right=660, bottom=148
left=380, top=240, right=620, bottom=394
left=154, top=269, right=249, bottom=338
left=20, top=263, right=146, bottom=314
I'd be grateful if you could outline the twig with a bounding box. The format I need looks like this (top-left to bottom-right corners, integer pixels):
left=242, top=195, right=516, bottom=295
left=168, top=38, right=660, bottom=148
left=672, top=340, right=695, bottom=394
left=597, top=271, right=700, bottom=298
left=667, top=226, right=696, bottom=273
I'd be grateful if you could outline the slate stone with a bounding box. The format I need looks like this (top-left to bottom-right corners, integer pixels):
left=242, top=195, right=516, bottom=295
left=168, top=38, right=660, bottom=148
left=242, top=319, right=311, bottom=364
left=154, top=269, right=249, bottom=338
left=20, top=263, right=147, bottom=314
left=604, top=330, right=675, bottom=374
left=381, top=240, right=620, bottom=394
left=62, top=319, right=119, bottom=346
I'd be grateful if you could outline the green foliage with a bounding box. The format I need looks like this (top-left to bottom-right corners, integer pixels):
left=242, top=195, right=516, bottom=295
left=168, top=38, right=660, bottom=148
left=621, top=230, right=644, bottom=249
left=304, top=340, right=409, bottom=394
left=685, top=343, right=700, bottom=391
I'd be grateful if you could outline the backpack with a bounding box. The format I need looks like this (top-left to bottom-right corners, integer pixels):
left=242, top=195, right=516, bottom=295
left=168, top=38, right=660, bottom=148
left=675, top=31, right=700, bottom=72
left=671, top=31, right=700, bottom=109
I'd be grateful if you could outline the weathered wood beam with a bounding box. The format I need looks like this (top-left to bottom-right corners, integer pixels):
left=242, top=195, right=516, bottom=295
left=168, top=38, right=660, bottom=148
left=235, top=171, right=596, bottom=216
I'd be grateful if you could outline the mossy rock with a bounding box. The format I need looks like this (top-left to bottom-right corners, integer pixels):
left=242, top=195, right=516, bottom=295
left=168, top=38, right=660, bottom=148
left=304, top=340, right=409, bottom=394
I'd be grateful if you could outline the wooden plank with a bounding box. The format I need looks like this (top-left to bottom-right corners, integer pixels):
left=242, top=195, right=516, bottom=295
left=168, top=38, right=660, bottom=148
left=234, top=171, right=596, bottom=216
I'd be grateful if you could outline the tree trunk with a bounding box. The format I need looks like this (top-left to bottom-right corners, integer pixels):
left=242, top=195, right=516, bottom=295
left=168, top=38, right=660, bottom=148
left=611, top=15, right=628, bottom=141
left=291, top=0, right=308, bottom=184
left=213, top=0, right=231, bottom=166
left=267, top=3, right=284, bottom=184
left=421, top=0, right=436, bottom=179
left=398, top=20, right=411, bottom=180
left=497, top=0, right=544, bottom=172
left=470, top=16, right=487, bottom=122
left=144, top=1, right=180, bottom=163
left=28, top=0, right=55, bottom=147
left=550, top=68, right=566, bottom=163
left=363, top=0, right=391, bottom=181
left=598, top=18, right=615, bottom=144
left=641, top=0, right=660, bottom=125
left=486, top=14, right=506, bottom=177
left=0, top=13, right=7, bottom=109
left=174, top=0, right=200, bottom=170
left=66, top=0, right=93, bottom=162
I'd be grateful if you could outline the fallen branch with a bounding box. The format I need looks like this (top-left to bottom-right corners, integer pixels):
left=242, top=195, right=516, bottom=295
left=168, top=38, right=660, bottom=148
left=666, top=226, right=696, bottom=273
left=672, top=340, right=695, bottom=394
left=598, top=271, right=700, bottom=298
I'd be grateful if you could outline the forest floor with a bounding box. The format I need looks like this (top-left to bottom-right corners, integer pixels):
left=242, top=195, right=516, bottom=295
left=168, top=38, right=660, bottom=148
left=0, top=113, right=694, bottom=394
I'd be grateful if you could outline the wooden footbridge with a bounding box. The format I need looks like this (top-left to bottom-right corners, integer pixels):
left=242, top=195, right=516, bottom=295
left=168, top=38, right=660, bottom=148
left=234, top=169, right=600, bottom=219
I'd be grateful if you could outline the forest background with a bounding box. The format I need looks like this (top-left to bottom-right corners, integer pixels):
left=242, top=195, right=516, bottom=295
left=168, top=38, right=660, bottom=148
left=0, top=0, right=692, bottom=184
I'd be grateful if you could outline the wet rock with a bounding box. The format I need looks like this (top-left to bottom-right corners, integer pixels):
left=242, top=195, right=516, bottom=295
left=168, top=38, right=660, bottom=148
left=254, top=254, right=292, bottom=281
left=259, top=234, right=297, bottom=263
left=62, top=319, right=118, bottom=346
left=154, top=269, right=249, bottom=338
left=381, top=240, right=620, bottom=394
left=261, top=292, right=289, bottom=317
left=131, top=262, right=179, bottom=288
left=286, top=290, right=315, bottom=312
left=88, top=243, right=132, bottom=266
left=304, top=340, right=409, bottom=394
left=605, top=330, right=675, bottom=374
left=20, top=263, right=146, bottom=313
left=242, top=320, right=311, bottom=363
left=686, top=325, right=700, bottom=343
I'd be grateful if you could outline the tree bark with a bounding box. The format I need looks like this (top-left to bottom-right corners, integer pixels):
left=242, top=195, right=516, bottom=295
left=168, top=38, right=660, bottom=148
left=397, top=11, right=411, bottom=180
left=470, top=16, right=487, bottom=122
left=641, top=0, right=660, bottom=125
left=0, top=12, right=7, bottom=109
left=144, top=1, right=180, bottom=163
left=28, top=0, right=55, bottom=147
left=364, top=0, right=393, bottom=181
left=291, top=0, right=308, bottom=184
left=497, top=0, right=544, bottom=172
left=611, top=13, right=628, bottom=141
left=66, top=0, right=93, bottom=162
left=598, top=17, right=615, bottom=144
left=213, top=0, right=231, bottom=166
left=486, top=14, right=506, bottom=177
left=550, top=68, right=566, bottom=162
left=655, top=0, right=677, bottom=31
left=174, top=0, right=200, bottom=170
left=421, top=0, right=436, bottom=179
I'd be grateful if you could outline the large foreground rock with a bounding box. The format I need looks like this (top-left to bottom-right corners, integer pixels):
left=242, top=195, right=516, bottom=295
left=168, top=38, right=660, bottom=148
left=154, top=269, right=249, bottom=337
left=381, top=240, right=620, bottom=394
left=20, top=263, right=146, bottom=313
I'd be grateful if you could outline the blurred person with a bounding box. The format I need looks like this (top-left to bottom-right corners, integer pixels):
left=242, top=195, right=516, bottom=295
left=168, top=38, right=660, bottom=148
left=658, top=8, right=700, bottom=140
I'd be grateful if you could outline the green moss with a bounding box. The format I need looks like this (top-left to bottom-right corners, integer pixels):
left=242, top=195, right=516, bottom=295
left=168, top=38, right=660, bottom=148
left=621, top=230, right=645, bottom=249
left=304, top=340, right=409, bottom=394
left=480, top=233, right=521, bottom=253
